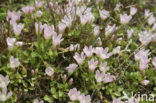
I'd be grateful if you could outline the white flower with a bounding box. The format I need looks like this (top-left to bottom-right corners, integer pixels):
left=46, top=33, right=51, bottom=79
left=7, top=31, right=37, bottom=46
left=73, top=52, right=86, bottom=65
left=66, top=64, right=78, bottom=74
left=99, top=9, right=110, bottom=20
left=10, top=56, right=20, bottom=69
left=45, top=67, right=54, bottom=76
left=120, top=14, right=132, bottom=24
left=6, top=37, right=16, bottom=50
left=130, top=7, right=137, bottom=15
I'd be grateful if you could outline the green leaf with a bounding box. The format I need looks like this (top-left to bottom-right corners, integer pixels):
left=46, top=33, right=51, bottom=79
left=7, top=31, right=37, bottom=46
left=44, top=95, right=53, bottom=103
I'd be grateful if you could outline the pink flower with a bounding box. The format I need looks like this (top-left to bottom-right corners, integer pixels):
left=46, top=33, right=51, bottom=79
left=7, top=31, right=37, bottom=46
left=141, top=80, right=149, bottom=85
left=139, top=31, right=153, bottom=45
left=103, top=73, right=115, bottom=83
left=79, top=94, right=91, bottom=103
left=152, top=23, right=156, bottom=31
left=0, top=88, right=12, bottom=102
left=7, top=11, right=21, bottom=24
left=144, top=9, right=152, bottom=18
left=135, top=49, right=150, bottom=61
left=69, top=78, right=73, bottom=85
left=61, top=15, right=73, bottom=28
left=99, top=9, right=110, bottom=20
left=35, top=22, right=44, bottom=34
left=95, top=70, right=105, bottom=83
left=33, top=98, right=44, bottom=103
left=35, top=0, right=44, bottom=8
left=22, top=6, right=34, bottom=14
left=112, top=98, right=123, bottom=103
left=45, top=67, right=54, bottom=76
left=6, top=37, right=16, bottom=50
left=120, top=14, right=132, bottom=24
left=93, top=25, right=100, bottom=36
left=139, top=59, right=150, bottom=71
left=130, top=7, right=137, bottom=16
left=88, top=58, right=98, bottom=72
left=52, top=34, right=64, bottom=48
left=44, top=25, right=56, bottom=40
left=83, top=46, right=94, bottom=57
left=135, top=48, right=150, bottom=71
left=114, top=2, right=123, bottom=11
left=96, top=37, right=102, bottom=45
left=127, top=29, right=134, bottom=38
left=66, top=63, right=78, bottom=74
left=0, top=75, right=10, bottom=89
left=69, top=44, right=80, bottom=51
left=148, top=14, right=155, bottom=25
left=68, top=88, right=81, bottom=101
left=73, top=52, right=86, bottom=65
left=62, top=74, right=67, bottom=81
left=99, top=62, right=109, bottom=72
left=16, top=41, right=24, bottom=47
left=13, top=23, right=24, bottom=36
left=105, top=24, right=117, bottom=35
left=58, top=22, right=66, bottom=33
left=10, top=56, right=20, bottom=69
left=112, top=46, right=121, bottom=54
left=94, top=47, right=112, bottom=60
left=36, top=11, right=43, bottom=17
left=152, top=57, right=156, bottom=67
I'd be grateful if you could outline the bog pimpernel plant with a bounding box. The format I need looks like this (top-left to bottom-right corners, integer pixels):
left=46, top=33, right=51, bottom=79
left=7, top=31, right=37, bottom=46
left=0, top=0, right=156, bottom=102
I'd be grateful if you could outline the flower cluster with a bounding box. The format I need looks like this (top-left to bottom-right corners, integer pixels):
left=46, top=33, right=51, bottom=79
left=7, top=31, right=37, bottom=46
left=1, top=0, right=156, bottom=102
